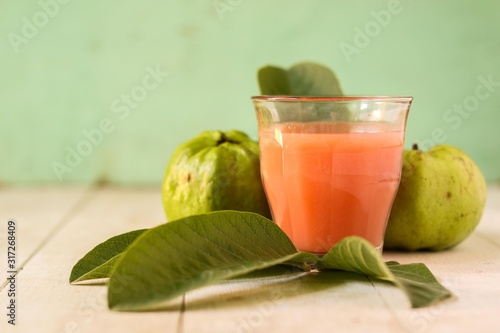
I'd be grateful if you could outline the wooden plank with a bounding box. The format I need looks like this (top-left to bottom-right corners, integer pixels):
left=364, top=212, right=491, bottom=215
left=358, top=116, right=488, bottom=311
left=181, top=186, right=500, bottom=332
left=0, top=187, right=90, bottom=282
left=0, top=187, right=180, bottom=333
left=381, top=233, right=500, bottom=333
left=0, top=186, right=498, bottom=332
left=182, top=270, right=402, bottom=333
left=379, top=185, right=500, bottom=333
left=476, top=185, right=500, bottom=248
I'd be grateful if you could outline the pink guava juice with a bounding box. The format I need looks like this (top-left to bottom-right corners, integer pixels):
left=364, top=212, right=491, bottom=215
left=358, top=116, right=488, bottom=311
left=259, top=122, right=405, bottom=253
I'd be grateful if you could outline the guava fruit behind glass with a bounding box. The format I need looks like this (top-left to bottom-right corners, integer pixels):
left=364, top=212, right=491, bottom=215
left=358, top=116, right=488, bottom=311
left=162, top=130, right=271, bottom=221
left=384, top=144, right=487, bottom=251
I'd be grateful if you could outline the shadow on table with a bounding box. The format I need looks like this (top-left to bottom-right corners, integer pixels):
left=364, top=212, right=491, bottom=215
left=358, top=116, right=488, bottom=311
left=157, top=265, right=376, bottom=311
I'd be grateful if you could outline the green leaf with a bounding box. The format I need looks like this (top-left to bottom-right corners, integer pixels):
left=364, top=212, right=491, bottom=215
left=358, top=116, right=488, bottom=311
left=108, top=211, right=319, bottom=311
left=257, top=66, right=290, bottom=95
left=71, top=214, right=452, bottom=311
left=316, top=236, right=393, bottom=279
left=388, top=263, right=453, bottom=308
left=257, top=62, right=344, bottom=96
left=316, top=237, right=452, bottom=308
left=69, top=229, right=146, bottom=283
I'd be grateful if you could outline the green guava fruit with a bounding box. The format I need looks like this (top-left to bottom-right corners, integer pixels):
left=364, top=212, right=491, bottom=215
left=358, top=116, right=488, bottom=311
left=162, top=130, right=271, bottom=221
left=384, top=144, right=487, bottom=251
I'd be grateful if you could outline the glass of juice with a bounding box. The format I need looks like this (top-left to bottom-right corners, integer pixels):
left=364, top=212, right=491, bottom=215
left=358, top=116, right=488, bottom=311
left=251, top=96, right=412, bottom=254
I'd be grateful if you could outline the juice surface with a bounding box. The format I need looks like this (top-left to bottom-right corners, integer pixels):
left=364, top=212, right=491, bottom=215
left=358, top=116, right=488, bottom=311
left=259, top=122, right=404, bottom=253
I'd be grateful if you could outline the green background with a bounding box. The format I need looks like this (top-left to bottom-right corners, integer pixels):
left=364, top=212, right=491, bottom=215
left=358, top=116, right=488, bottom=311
left=1, top=0, right=499, bottom=185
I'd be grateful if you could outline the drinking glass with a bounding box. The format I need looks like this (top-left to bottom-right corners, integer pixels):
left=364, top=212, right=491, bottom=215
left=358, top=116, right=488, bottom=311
left=252, top=96, right=412, bottom=254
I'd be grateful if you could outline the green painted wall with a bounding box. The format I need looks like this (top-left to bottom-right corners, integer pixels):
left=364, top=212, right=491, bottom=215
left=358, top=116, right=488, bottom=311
left=1, top=0, right=499, bottom=185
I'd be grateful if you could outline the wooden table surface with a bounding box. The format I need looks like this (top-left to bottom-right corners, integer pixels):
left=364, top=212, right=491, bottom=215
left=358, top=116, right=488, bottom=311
left=1, top=186, right=499, bottom=333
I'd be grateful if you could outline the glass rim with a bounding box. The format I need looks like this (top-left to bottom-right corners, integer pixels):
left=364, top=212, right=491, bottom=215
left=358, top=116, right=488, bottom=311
left=251, top=95, right=413, bottom=103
